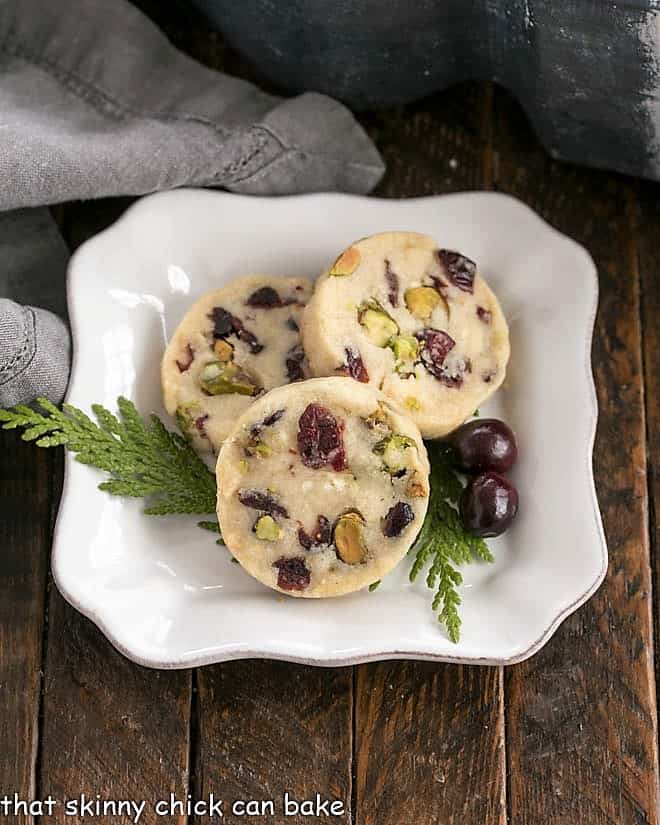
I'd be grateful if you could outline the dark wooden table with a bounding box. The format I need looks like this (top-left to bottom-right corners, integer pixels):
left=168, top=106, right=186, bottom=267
left=1, top=5, right=659, bottom=824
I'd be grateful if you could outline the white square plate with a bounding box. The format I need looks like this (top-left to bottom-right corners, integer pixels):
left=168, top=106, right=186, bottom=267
left=53, top=189, right=607, bottom=668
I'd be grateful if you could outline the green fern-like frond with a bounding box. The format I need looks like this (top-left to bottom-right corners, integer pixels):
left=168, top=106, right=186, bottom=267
left=197, top=520, right=224, bottom=545
left=409, top=441, right=494, bottom=643
left=0, top=397, right=217, bottom=517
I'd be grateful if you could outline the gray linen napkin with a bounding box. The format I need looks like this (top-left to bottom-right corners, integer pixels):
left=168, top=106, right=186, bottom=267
left=0, top=0, right=384, bottom=408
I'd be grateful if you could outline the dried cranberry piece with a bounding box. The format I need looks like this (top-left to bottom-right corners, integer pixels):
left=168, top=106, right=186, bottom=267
left=249, top=408, right=285, bottom=437
left=382, top=502, right=414, bottom=538
left=246, top=286, right=299, bottom=309
left=416, top=329, right=467, bottom=388
left=285, top=344, right=306, bottom=382
left=273, top=556, right=311, bottom=591
left=238, top=489, right=289, bottom=518
left=286, top=317, right=299, bottom=332
left=235, top=324, right=263, bottom=354
left=261, top=409, right=285, bottom=428
left=175, top=344, right=194, bottom=373
left=438, top=249, right=476, bottom=293
left=416, top=328, right=455, bottom=371
left=246, top=409, right=285, bottom=451
left=384, top=259, right=399, bottom=307
left=297, top=529, right=313, bottom=550
left=297, top=403, right=347, bottom=471
left=298, top=515, right=332, bottom=550
left=194, top=414, right=209, bottom=434
left=477, top=306, right=492, bottom=323
left=210, top=307, right=234, bottom=338
left=208, top=306, right=263, bottom=354
left=246, top=286, right=282, bottom=308
left=338, top=347, right=369, bottom=383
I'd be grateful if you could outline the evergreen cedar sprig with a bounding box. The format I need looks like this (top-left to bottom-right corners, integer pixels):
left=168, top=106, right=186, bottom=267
left=409, top=442, right=493, bottom=643
left=0, top=398, right=492, bottom=640
left=197, top=519, right=224, bottom=543
left=0, top=397, right=218, bottom=519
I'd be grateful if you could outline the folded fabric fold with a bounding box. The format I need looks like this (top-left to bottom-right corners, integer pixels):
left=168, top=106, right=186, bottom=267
left=0, top=0, right=384, bottom=210
left=0, top=299, right=71, bottom=408
left=0, top=0, right=385, bottom=407
left=0, top=208, right=70, bottom=406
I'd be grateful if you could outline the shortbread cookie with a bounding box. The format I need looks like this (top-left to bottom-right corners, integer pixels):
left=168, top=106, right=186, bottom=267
left=162, top=275, right=312, bottom=453
left=216, top=377, right=430, bottom=598
left=301, top=233, right=509, bottom=438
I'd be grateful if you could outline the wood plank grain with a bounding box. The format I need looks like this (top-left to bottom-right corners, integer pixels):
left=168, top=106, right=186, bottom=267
left=38, top=589, right=191, bottom=824
left=353, top=82, right=507, bottom=825
left=355, top=662, right=505, bottom=824
left=632, top=180, right=660, bottom=732
left=194, top=662, right=353, bottom=824
left=35, top=205, right=193, bottom=825
left=360, top=81, right=493, bottom=196
left=492, top=87, right=659, bottom=825
left=0, top=435, right=51, bottom=824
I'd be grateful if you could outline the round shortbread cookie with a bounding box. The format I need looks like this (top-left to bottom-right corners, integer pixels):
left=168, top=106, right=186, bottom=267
left=216, top=377, right=430, bottom=598
left=162, top=275, right=312, bottom=453
left=301, top=232, right=510, bottom=438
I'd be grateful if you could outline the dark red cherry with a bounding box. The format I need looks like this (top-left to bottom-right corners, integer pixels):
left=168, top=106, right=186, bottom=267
left=449, top=419, right=517, bottom=474
left=459, top=472, right=519, bottom=538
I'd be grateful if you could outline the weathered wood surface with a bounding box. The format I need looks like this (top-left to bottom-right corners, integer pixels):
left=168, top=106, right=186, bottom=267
left=0, top=434, right=51, bottom=825
left=355, top=661, right=506, bottom=825
left=38, top=590, right=192, bottom=824
left=0, top=4, right=658, bottom=823
left=492, top=88, right=659, bottom=825
left=194, top=662, right=353, bottom=824
left=635, top=181, right=660, bottom=764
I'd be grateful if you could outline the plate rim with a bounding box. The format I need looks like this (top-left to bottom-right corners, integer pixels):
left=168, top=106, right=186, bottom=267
left=51, top=188, right=608, bottom=669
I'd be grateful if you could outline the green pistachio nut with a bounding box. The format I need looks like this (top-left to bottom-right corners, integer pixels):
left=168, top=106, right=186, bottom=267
left=333, top=511, right=368, bottom=565
left=175, top=402, right=202, bottom=436
left=404, top=286, right=443, bottom=320
left=199, top=361, right=258, bottom=396
left=373, top=433, right=416, bottom=475
left=254, top=515, right=283, bottom=541
left=387, top=334, right=419, bottom=363
left=357, top=298, right=399, bottom=347
left=329, top=246, right=361, bottom=276
left=254, top=441, right=272, bottom=458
